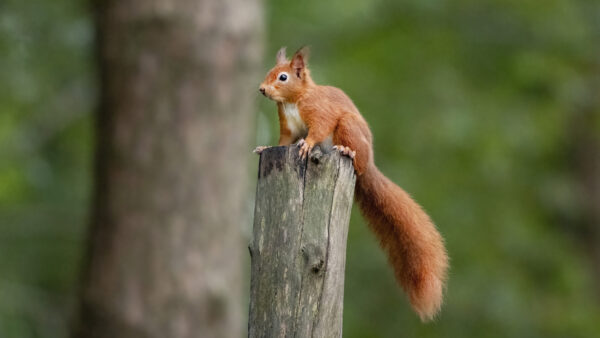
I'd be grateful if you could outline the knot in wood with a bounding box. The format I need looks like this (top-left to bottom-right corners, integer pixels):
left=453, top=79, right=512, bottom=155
left=310, top=147, right=324, bottom=164
left=311, top=259, right=325, bottom=274
left=301, top=244, right=325, bottom=275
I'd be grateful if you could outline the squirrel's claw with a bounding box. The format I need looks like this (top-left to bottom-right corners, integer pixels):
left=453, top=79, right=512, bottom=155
left=253, top=146, right=270, bottom=154
left=333, top=145, right=356, bottom=159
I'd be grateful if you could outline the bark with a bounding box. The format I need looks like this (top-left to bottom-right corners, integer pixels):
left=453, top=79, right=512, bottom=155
left=248, top=145, right=356, bottom=338
left=74, top=0, right=263, bottom=337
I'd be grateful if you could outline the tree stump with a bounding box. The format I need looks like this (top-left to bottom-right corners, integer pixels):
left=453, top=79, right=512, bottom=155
left=248, top=145, right=356, bottom=338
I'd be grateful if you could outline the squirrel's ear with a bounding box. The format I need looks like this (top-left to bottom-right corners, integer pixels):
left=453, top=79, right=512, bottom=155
left=276, top=47, right=287, bottom=64
left=291, top=46, right=309, bottom=78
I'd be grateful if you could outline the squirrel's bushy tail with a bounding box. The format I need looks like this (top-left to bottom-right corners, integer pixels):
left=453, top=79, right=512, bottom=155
left=355, top=162, right=448, bottom=321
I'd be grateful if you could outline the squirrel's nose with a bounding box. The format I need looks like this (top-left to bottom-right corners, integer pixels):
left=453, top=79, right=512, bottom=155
left=259, top=87, right=266, bottom=96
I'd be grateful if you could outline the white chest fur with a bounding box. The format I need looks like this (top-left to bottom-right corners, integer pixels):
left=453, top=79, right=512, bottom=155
left=282, top=103, right=308, bottom=137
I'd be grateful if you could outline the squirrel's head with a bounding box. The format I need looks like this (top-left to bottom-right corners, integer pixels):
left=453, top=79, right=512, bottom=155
left=259, top=47, right=311, bottom=103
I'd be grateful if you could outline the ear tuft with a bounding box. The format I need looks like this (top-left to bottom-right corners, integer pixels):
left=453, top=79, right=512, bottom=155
left=276, top=47, right=287, bottom=65
left=291, top=46, right=310, bottom=78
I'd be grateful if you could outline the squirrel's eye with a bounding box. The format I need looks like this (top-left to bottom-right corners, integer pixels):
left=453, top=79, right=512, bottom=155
left=278, top=73, right=288, bottom=81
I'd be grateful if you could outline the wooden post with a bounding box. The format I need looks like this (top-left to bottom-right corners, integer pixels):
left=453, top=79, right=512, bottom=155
left=248, top=145, right=356, bottom=338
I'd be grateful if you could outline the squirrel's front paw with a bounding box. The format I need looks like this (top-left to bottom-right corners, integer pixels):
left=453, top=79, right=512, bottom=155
left=253, top=146, right=270, bottom=154
left=297, top=139, right=313, bottom=159
left=333, top=145, right=356, bottom=159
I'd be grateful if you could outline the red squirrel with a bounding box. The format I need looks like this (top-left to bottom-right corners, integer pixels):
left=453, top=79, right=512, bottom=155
left=255, top=47, right=448, bottom=321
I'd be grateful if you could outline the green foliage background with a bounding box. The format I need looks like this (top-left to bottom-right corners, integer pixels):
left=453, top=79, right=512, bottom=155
left=1, top=0, right=599, bottom=337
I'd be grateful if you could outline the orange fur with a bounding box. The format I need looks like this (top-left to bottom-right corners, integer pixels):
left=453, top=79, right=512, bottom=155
left=259, top=47, right=449, bottom=321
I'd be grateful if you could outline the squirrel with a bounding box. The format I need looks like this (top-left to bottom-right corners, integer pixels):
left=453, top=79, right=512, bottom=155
left=255, top=47, right=449, bottom=322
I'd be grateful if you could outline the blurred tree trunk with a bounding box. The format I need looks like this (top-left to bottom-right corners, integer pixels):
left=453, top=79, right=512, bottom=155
left=73, top=0, right=263, bottom=337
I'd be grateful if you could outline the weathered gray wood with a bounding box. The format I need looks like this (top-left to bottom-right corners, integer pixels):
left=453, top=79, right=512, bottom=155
left=248, top=144, right=356, bottom=338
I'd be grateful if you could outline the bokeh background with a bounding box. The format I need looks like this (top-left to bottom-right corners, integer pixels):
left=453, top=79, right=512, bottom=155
left=1, top=0, right=600, bottom=337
